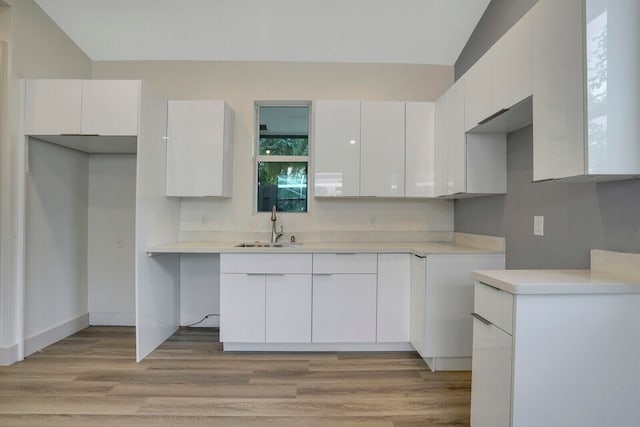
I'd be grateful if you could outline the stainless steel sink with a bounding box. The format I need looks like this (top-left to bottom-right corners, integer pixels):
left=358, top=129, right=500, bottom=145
left=235, top=241, right=302, bottom=248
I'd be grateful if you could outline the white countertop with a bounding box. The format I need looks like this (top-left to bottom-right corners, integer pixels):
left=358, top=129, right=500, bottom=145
left=474, top=250, right=640, bottom=295
left=146, top=240, right=505, bottom=257
left=474, top=264, right=640, bottom=295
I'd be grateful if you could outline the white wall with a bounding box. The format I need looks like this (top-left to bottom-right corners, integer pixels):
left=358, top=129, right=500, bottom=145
left=92, top=61, right=455, bottom=331
left=180, top=255, right=219, bottom=327
left=92, top=61, right=455, bottom=242
left=25, top=139, right=89, bottom=356
left=88, top=155, right=136, bottom=326
left=0, top=0, right=91, bottom=363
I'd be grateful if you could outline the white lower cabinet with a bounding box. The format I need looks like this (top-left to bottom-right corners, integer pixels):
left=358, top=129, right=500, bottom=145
left=409, top=255, right=426, bottom=356
left=220, top=254, right=312, bottom=343
left=265, top=274, right=312, bottom=343
left=220, top=273, right=266, bottom=342
left=312, top=273, right=377, bottom=343
left=377, top=254, right=411, bottom=342
left=411, top=254, right=505, bottom=370
left=470, top=315, right=513, bottom=427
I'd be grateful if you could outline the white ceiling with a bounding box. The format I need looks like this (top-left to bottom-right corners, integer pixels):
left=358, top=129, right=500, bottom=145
left=33, top=0, right=490, bottom=65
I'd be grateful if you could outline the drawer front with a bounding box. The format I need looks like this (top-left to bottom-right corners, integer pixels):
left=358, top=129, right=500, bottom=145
left=313, top=253, right=377, bottom=274
left=221, top=253, right=312, bottom=274
left=474, top=281, right=514, bottom=335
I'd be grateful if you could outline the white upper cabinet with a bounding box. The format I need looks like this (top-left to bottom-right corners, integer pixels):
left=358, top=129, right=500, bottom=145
left=464, top=53, right=493, bottom=132
left=24, top=79, right=140, bottom=136
left=405, top=102, right=436, bottom=198
left=491, top=12, right=532, bottom=112
left=434, top=77, right=506, bottom=198
left=314, top=100, right=405, bottom=198
left=447, top=78, right=467, bottom=196
left=434, top=93, right=449, bottom=197
left=360, top=101, right=405, bottom=197
left=25, top=79, right=82, bottom=135
left=313, top=100, right=361, bottom=197
left=81, top=80, right=140, bottom=136
left=532, top=0, right=640, bottom=180
left=165, top=100, right=234, bottom=197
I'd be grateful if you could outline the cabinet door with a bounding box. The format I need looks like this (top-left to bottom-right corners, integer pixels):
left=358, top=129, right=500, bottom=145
left=434, top=93, right=449, bottom=197
left=220, top=273, right=265, bottom=342
left=447, top=78, right=466, bottom=195
left=81, top=80, right=140, bottom=136
left=405, top=102, right=436, bottom=198
left=312, top=274, right=377, bottom=342
left=377, top=254, right=411, bottom=342
left=424, top=255, right=505, bottom=358
left=265, top=274, right=312, bottom=343
left=360, top=101, right=405, bottom=197
left=492, top=12, right=532, bottom=111
left=410, top=255, right=426, bottom=356
left=470, top=318, right=513, bottom=427
left=24, top=79, right=82, bottom=135
left=313, top=101, right=361, bottom=197
left=166, top=100, right=231, bottom=197
left=531, top=0, right=585, bottom=180
left=465, top=53, right=493, bottom=131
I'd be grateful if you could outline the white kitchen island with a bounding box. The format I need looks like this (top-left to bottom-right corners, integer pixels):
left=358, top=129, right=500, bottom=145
left=470, top=249, right=640, bottom=427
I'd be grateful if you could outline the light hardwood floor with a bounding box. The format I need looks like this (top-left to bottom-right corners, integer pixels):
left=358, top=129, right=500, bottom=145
left=0, top=327, right=471, bottom=426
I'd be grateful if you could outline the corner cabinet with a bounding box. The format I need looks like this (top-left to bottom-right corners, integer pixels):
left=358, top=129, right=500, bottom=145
left=531, top=0, right=640, bottom=181
left=434, top=78, right=507, bottom=198
left=411, top=253, right=506, bottom=371
left=25, top=79, right=140, bottom=136
left=165, top=100, right=234, bottom=197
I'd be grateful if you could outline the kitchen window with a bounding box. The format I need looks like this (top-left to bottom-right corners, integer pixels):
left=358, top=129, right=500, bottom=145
left=255, top=103, right=310, bottom=213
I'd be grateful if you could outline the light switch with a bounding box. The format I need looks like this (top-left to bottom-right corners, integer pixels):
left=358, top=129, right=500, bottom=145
left=534, top=216, right=544, bottom=236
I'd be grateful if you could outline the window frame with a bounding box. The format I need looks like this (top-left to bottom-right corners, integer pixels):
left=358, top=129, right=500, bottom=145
left=254, top=101, right=312, bottom=214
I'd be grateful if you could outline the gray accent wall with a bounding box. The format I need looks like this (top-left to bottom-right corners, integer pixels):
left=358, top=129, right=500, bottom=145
left=455, top=0, right=539, bottom=79
left=454, top=0, right=640, bottom=268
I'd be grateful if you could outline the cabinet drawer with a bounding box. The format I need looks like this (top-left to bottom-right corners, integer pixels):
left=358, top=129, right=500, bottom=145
left=221, top=253, right=312, bottom=274
left=474, top=281, right=514, bottom=335
left=313, top=253, right=377, bottom=274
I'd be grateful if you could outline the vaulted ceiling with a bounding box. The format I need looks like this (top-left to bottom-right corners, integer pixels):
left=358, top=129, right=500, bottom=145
left=33, top=0, right=489, bottom=64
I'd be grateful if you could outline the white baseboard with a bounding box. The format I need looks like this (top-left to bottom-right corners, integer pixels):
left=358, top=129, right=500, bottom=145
left=24, top=313, right=89, bottom=357
left=224, top=342, right=414, bottom=352
left=0, top=343, right=20, bottom=366
left=90, top=312, right=135, bottom=326
left=423, top=356, right=472, bottom=372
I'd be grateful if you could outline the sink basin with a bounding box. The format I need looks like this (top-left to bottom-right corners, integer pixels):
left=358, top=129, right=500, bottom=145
left=235, top=241, right=302, bottom=248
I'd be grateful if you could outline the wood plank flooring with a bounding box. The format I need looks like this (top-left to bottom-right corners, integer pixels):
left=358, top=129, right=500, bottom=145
left=0, top=327, right=471, bottom=426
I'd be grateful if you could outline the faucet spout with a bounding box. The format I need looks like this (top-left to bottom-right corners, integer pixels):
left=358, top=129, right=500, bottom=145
left=270, top=205, right=284, bottom=243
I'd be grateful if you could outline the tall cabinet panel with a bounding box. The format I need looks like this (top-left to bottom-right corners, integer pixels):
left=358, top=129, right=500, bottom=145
left=360, top=101, right=405, bottom=197
left=405, top=102, right=435, bottom=198
left=165, top=100, right=234, bottom=197
left=313, top=100, right=361, bottom=197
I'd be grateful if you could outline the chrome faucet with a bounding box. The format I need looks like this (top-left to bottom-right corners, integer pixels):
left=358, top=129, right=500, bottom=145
left=270, top=205, right=284, bottom=243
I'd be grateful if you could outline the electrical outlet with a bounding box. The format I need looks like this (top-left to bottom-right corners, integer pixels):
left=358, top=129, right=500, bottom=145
left=534, top=216, right=544, bottom=236
left=116, top=237, right=124, bottom=248
left=368, top=214, right=377, bottom=225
